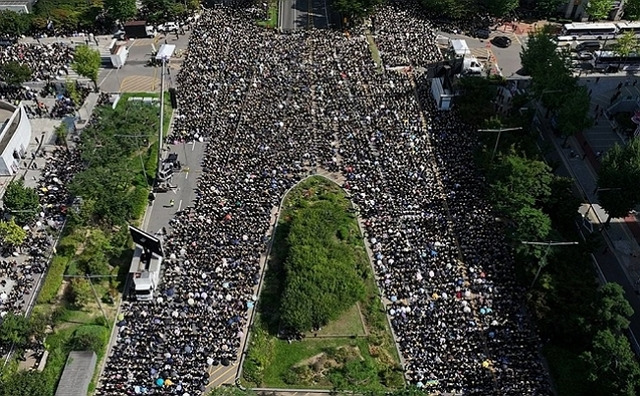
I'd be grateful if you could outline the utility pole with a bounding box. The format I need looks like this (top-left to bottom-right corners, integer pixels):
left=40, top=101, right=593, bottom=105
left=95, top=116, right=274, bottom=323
left=478, top=127, right=523, bottom=160
left=158, top=55, right=167, bottom=186
left=522, top=241, right=579, bottom=289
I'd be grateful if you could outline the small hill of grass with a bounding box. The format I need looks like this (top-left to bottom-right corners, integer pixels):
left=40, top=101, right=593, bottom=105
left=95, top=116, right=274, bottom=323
left=243, top=176, right=403, bottom=391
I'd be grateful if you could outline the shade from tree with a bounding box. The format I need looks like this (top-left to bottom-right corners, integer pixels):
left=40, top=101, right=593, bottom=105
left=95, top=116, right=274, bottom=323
left=556, top=86, right=592, bottom=146
left=597, top=139, right=640, bottom=226
left=3, top=179, right=40, bottom=225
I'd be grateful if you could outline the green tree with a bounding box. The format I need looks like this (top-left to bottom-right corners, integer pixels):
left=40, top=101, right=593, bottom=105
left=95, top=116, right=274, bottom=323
left=485, top=0, right=518, bottom=17
left=594, top=283, right=634, bottom=333
left=279, top=200, right=366, bottom=333
left=615, top=30, right=639, bottom=69
left=581, top=329, right=640, bottom=396
left=0, top=312, right=30, bottom=347
left=521, top=26, right=575, bottom=111
left=0, top=10, right=30, bottom=38
left=0, top=61, right=32, bottom=86
left=597, top=139, right=640, bottom=226
left=104, top=0, right=137, bottom=22
left=420, top=0, right=474, bottom=19
left=3, top=179, right=40, bottom=225
left=71, top=45, right=101, bottom=91
left=0, top=219, right=27, bottom=247
left=624, top=0, right=640, bottom=19
left=0, top=371, right=50, bottom=396
left=587, top=0, right=614, bottom=20
left=454, top=76, right=497, bottom=126
left=70, top=277, right=94, bottom=308
left=556, top=86, right=593, bottom=146
left=536, top=0, right=564, bottom=16
left=69, top=325, right=109, bottom=352
left=140, top=0, right=179, bottom=22
left=333, top=0, right=383, bottom=18
left=520, top=26, right=559, bottom=76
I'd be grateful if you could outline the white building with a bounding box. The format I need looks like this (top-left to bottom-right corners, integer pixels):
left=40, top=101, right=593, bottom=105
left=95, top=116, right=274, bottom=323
left=0, top=0, right=33, bottom=13
left=0, top=101, right=31, bottom=175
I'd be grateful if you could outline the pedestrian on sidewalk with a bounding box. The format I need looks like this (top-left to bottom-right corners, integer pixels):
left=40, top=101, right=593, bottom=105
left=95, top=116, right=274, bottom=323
left=596, top=76, right=601, bottom=83
left=617, top=82, right=623, bottom=90
left=169, top=199, right=175, bottom=207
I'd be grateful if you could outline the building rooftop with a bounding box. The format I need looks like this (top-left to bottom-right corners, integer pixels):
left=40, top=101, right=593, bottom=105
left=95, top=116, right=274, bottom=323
left=0, top=107, right=13, bottom=125
left=55, top=351, right=97, bottom=396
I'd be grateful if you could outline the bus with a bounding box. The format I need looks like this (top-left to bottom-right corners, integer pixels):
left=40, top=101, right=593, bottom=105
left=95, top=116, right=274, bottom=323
left=616, top=21, right=640, bottom=37
left=592, top=50, right=640, bottom=71
left=557, top=22, right=618, bottom=41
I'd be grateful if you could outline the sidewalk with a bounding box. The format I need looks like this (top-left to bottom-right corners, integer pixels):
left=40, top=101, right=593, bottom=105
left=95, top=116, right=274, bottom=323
left=537, top=96, right=640, bottom=351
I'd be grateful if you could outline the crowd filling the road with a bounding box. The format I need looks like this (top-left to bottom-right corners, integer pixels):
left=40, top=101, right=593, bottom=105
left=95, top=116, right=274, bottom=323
left=94, top=1, right=553, bottom=395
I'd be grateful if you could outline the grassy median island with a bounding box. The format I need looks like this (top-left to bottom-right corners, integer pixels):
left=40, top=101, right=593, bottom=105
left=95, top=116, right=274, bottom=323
left=242, top=177, right=403, bottom=392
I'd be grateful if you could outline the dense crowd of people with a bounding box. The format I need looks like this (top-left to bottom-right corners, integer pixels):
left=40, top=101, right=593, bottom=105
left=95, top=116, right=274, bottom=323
left=0, top=145, right=78, bottom=355
left=97, top=1, right=551, bottom=395
left=0, top=42, right=74, bottom=83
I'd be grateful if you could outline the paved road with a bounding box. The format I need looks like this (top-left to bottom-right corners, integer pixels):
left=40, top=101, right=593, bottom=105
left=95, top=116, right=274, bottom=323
left=279, top=0, right=330, bottom=31
left=536, top=101, right=640, bottom=354
left=144, top=139, right=205, bottom=235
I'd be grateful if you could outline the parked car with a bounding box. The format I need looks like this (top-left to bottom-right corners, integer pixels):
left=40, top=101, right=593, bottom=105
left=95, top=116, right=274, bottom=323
left=575, top=51, right=594, bottom=61
left=473, top=28, right=491, bottom=39
left=575, top=41, right=601, bottom=52
left=491, top=36, right=512, bottom=48
left=157, top=22, right=179, bottom=32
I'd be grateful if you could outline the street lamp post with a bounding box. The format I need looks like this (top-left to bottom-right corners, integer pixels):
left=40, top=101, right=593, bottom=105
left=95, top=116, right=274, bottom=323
left=154, top=44, right=175, bottom=186
left=522, top=240, right=580, bottom=289
left=477, top=127, right=523, bottom=160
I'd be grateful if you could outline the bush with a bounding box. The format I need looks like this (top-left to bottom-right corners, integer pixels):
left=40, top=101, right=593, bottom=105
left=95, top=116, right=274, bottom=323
left=37, top=255, right=69, bottom=304
left=69, top=325, right=109, bottom=353
left=130, top=186, right=150, bottom=221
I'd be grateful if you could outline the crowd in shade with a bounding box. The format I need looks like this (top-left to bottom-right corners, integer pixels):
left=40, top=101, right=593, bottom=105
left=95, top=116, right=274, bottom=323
left=97, top=1, right=552, bottom=395
left=0, top=146, right=77, bottom=354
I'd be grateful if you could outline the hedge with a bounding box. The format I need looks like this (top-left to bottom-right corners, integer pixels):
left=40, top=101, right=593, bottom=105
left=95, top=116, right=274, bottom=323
left=37, top=255, right=70, bottom=304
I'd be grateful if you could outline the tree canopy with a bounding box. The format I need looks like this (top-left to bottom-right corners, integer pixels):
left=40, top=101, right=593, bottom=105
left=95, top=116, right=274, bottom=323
left=3, top=179, right=40, bottom=225
left=0, top=219, right=27, bottom=247
left=486, top=153, right=553, bottom=240
left=594, top=283, right=634, bottom=333
left=597, top=139, right=640, bottom=225
left=581, top=329, right=640, bottom=396
left=586, top=0, right=614, bottom=20
left=71, top=45, right=101, bottom=90
left=280, top=198, right=366, bottom=333
left=0, top=10, right=30, bottom=39
left=333, top=0, right=384, bottom=18
left=624, top=0, right=640, bottom=19
left=104, top=0, right=137, bottom=22
left=0, top=61, right=32, bottom=86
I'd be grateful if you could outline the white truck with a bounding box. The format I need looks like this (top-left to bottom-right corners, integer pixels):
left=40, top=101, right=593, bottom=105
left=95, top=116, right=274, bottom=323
left=129, top=246, right=162, bottom=301
left=449, top=39, right=484, bottom=75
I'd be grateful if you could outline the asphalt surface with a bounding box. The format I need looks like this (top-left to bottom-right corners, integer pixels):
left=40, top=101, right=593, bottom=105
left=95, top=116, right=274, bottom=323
left=144, top=139, right=205, bottom=235
left=279, top=0, right=330, bottom=31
